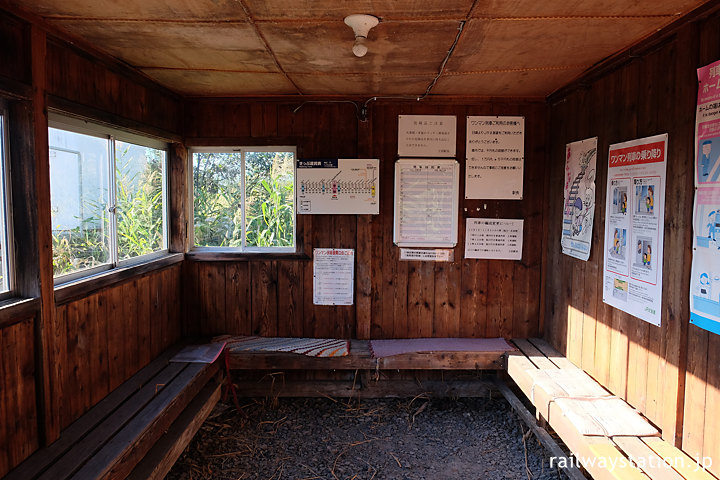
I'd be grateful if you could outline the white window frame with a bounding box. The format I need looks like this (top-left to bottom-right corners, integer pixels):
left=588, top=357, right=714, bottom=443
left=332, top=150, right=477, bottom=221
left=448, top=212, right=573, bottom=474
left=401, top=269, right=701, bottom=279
left=0, top=105, right=15, bottom=299
left=49, top=113, right=170, bottom=285
left=189, top=146, right=297, bottom=253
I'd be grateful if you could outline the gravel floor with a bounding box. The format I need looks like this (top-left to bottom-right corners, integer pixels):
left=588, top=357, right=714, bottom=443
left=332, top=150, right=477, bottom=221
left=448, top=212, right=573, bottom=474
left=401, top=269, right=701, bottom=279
left=167, top=395, right=564, bottom=480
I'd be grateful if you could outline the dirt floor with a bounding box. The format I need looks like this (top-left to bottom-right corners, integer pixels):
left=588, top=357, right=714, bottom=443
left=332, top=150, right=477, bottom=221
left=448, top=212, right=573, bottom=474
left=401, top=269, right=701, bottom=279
left=167, top=394, right=564, bottom=480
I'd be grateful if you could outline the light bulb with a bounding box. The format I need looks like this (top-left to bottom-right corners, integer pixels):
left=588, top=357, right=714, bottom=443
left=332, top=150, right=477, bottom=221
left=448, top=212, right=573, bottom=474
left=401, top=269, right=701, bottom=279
left=353, top=37, right=368, bottom=57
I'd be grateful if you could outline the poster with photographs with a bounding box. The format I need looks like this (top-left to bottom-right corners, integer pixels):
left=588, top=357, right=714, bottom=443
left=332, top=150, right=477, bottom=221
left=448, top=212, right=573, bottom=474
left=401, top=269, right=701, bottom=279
left=602, top=134, right=667, bottom=326
left=561, top=137, right=597, bottom=260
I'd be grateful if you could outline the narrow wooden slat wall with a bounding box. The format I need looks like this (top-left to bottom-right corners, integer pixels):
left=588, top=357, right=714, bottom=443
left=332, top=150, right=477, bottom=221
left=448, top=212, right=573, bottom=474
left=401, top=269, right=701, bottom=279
left=545, top=10, right=720, bottom=475
left=185, top=100, right=548, bottom=340
left=54, top=265, right=183, bottom=431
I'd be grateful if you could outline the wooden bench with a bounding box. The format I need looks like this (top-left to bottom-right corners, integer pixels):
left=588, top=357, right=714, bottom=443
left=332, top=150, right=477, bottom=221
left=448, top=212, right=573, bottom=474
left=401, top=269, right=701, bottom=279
left=507, top=338, right=717, bottom=480
left=5, top=345, right=222, bottom=480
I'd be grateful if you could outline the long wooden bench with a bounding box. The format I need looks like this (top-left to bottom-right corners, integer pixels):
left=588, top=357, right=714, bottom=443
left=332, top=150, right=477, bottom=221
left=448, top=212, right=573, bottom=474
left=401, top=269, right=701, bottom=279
left=507, top=338, right=717, bottom=480
left=225, top=338, right=507, bottom=370
left=5, top=345, right=222, bottom=480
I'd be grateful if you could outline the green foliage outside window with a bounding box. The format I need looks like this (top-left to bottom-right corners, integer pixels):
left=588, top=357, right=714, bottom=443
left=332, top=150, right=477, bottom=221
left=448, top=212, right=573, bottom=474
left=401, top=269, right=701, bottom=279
left=193, top=150, right=294, bottom=249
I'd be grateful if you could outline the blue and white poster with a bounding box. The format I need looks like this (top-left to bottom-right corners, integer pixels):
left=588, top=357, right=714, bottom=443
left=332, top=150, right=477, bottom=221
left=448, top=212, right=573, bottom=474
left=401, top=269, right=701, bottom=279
left=690, top=60, right=720, bottom=335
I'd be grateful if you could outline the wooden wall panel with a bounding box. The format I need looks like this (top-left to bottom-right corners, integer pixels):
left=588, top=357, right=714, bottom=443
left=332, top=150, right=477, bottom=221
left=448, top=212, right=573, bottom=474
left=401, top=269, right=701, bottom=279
left=0, top=317, right=39, bottom=478
left=55, top=265, right=182, bottom=431
left=0, top=10, right=31, bottom=89
left=545, top=9, right=720, bottom=471
left=44, top=37, right=182, bottom=137
left=186, top=99, right=548, bottom=340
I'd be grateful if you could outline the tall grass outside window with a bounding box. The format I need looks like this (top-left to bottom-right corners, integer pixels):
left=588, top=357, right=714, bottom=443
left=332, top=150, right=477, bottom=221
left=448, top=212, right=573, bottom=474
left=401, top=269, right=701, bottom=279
left=49, top=116, right=168, bottom=282
left=192, top=147, right=295, bottom=252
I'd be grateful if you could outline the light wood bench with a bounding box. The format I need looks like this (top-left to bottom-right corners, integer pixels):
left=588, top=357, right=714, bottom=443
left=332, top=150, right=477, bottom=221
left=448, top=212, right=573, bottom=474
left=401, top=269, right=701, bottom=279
left=507, top=338, right=717, bottom=480
left=5, top=345, right=222, bottom=480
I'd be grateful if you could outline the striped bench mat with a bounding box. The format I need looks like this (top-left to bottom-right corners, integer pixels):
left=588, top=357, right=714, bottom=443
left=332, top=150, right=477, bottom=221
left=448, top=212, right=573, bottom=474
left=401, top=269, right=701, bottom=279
left=215, top=335, right=349, bottom=357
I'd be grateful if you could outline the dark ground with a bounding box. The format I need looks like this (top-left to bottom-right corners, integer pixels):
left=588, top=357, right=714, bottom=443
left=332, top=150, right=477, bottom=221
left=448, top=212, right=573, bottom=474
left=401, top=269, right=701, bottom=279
left=167, top=394, right=565, bottom=480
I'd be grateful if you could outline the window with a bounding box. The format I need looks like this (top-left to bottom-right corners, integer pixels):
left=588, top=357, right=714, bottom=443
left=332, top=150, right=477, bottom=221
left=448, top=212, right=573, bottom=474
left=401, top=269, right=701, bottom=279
left=191, top=147, right=295, bottom=252
left=0, top=109, right=13, bottom=295
left=49, top=114, right=168, bottom=282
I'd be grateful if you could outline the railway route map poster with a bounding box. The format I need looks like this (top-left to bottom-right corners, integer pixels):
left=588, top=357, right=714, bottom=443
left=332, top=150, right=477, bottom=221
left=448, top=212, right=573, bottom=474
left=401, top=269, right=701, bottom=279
left=602, top=134, right=667, bottom=327
left=296, top=159, right=379, bottom=215
left=561, top=137, right=597, bottom=261
left=691, top=60, right=720, bottom=336
left=393, top=159, right=459, bottom=247
left=398, top=115, right=456, bottom=158
left=465, top=116, right=524, bottom=199
left=313, top=248, right=354, bottom=306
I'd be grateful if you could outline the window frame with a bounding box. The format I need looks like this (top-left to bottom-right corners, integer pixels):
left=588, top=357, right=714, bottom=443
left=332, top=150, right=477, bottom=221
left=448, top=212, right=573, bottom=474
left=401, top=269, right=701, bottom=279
left=48, top=112, right=170, bottom=285
left=189, top=146, right=297, bottom=253
left=0, top=103, right=15, bottom=300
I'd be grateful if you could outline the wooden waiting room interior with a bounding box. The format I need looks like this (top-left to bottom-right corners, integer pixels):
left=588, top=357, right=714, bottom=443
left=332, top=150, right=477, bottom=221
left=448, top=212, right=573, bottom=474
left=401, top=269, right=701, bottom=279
left=0, top=0, right=720, bottom=478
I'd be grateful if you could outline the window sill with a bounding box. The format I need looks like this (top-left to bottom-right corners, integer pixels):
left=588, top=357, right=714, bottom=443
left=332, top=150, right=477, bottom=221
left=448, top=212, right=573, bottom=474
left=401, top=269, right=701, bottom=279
left=186, top=250, right=311, bottom=262
left=54, top=253, right=185, bottom=305
left=0, top=297, right=41, bottom=329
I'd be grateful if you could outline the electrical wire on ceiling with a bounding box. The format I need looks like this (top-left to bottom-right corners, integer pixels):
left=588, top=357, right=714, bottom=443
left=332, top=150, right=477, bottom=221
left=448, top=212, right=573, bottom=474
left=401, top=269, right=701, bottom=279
left=292, top=19, right=467, bottom=122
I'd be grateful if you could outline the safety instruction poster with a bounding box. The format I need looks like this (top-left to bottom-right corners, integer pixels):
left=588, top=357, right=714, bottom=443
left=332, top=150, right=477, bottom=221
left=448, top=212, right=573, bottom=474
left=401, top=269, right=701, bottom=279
left=602, top=134, right=667, bottom=326
left=397, top=115, right=456, bottom=157
left=561, top=137, right=597, bottom=261
left=296, top=159, right=379, bottom=215
left=465, top=116, right=524, bottom=199
left=393, top=159, right=459, bottom=247
left=313, top=248, right=354, bottom=306
left=691, top=60, right=720, bottom=335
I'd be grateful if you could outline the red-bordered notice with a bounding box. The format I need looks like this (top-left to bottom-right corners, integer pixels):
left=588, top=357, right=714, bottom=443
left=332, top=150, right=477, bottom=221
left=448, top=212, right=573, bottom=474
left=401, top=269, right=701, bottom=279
left=603, top=134, right=667, bottom=326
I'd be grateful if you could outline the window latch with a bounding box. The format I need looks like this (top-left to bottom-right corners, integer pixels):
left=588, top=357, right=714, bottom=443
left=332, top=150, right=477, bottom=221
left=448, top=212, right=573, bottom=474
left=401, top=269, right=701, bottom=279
left=107, top=205, right=117, bottom=214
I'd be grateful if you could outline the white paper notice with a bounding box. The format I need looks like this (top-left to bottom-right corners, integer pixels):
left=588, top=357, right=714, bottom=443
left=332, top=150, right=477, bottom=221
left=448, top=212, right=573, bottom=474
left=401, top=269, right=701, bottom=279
left=602, top=134, right=667, bottom=326
left=466, top=116, right=524, bottom=199
left=561, top=137, right=598, bottom=261
left=296, top=159, right=379, bottom=215
left=399, top=248, right=454, bottom=262
left=393, top=159, right=459, bottom=247
left=398, top=115, right=457, bottom=157
left=464, top=218, right=524, bottom=260
left=313, top=249, right=354, bottom=306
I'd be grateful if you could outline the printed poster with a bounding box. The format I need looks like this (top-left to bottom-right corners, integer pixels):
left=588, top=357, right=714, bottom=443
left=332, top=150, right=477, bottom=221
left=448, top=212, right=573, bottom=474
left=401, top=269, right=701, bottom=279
left=691, top=60, right=720, bottom=335
left=561, top=137, right=598, bottom=261
left=398, top=115, right=456, bottom=157
left=464, top=218, right=523, bottom=260
left=296, top=158, right=379, bottom=215
left=393, top=159, right=459, bottom=247
left=602, top=134, right=667, bottom=326
left=465, top=116, right=524, bottom=199
left=313, top=249, right=354, bottom=306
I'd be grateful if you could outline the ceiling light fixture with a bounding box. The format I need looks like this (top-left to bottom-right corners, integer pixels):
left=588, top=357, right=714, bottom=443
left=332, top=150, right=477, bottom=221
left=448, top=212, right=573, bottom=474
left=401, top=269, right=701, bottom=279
left=344, top=14, right=379, bottom=57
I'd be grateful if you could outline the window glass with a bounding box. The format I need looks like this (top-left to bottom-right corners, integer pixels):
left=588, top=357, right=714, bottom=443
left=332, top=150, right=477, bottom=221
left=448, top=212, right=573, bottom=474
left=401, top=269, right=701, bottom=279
left=192, top=148, right=295, bottom=251
left=115, top=141, right=167, bottom=260
left=0, top=114, right=10, bottom=293
left=49, top=127, right=111, bottom=277
left=192, top=152, right=244, bottom=247
left=244, top=151, right=294, bottom=248
left=49, top=117, right=169, bottom=282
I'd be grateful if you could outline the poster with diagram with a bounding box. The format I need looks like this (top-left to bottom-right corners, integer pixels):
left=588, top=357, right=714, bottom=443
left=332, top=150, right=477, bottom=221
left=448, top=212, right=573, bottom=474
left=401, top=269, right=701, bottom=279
left=602, top=134, right=667, bottom=327
left=296, top=159, right=379, bottom=214
left=561, top=137, right=597, bottom=261
left=691, top=60, right=720, bottom=336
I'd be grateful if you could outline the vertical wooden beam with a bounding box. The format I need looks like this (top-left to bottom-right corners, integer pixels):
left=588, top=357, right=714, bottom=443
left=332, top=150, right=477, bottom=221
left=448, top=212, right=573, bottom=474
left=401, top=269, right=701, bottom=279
left=169, top=143, right=188, bottom=253
left=30, top=25, right=59, bottom=446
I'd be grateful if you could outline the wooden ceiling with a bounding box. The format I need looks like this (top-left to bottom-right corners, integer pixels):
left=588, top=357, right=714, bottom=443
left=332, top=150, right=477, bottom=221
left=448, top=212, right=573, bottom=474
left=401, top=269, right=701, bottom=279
left=10, top=0, right=713, bottom=98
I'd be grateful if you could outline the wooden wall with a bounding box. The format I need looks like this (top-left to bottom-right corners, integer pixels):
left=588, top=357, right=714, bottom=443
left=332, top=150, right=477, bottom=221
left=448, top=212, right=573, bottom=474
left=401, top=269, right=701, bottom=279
left=544, top=9, right=720, bottom=474
left=185, top=99, right=548, bottom=340
left=53, top=266, right=183, bottom=430
left=0, top=8, right=185, bottom=476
